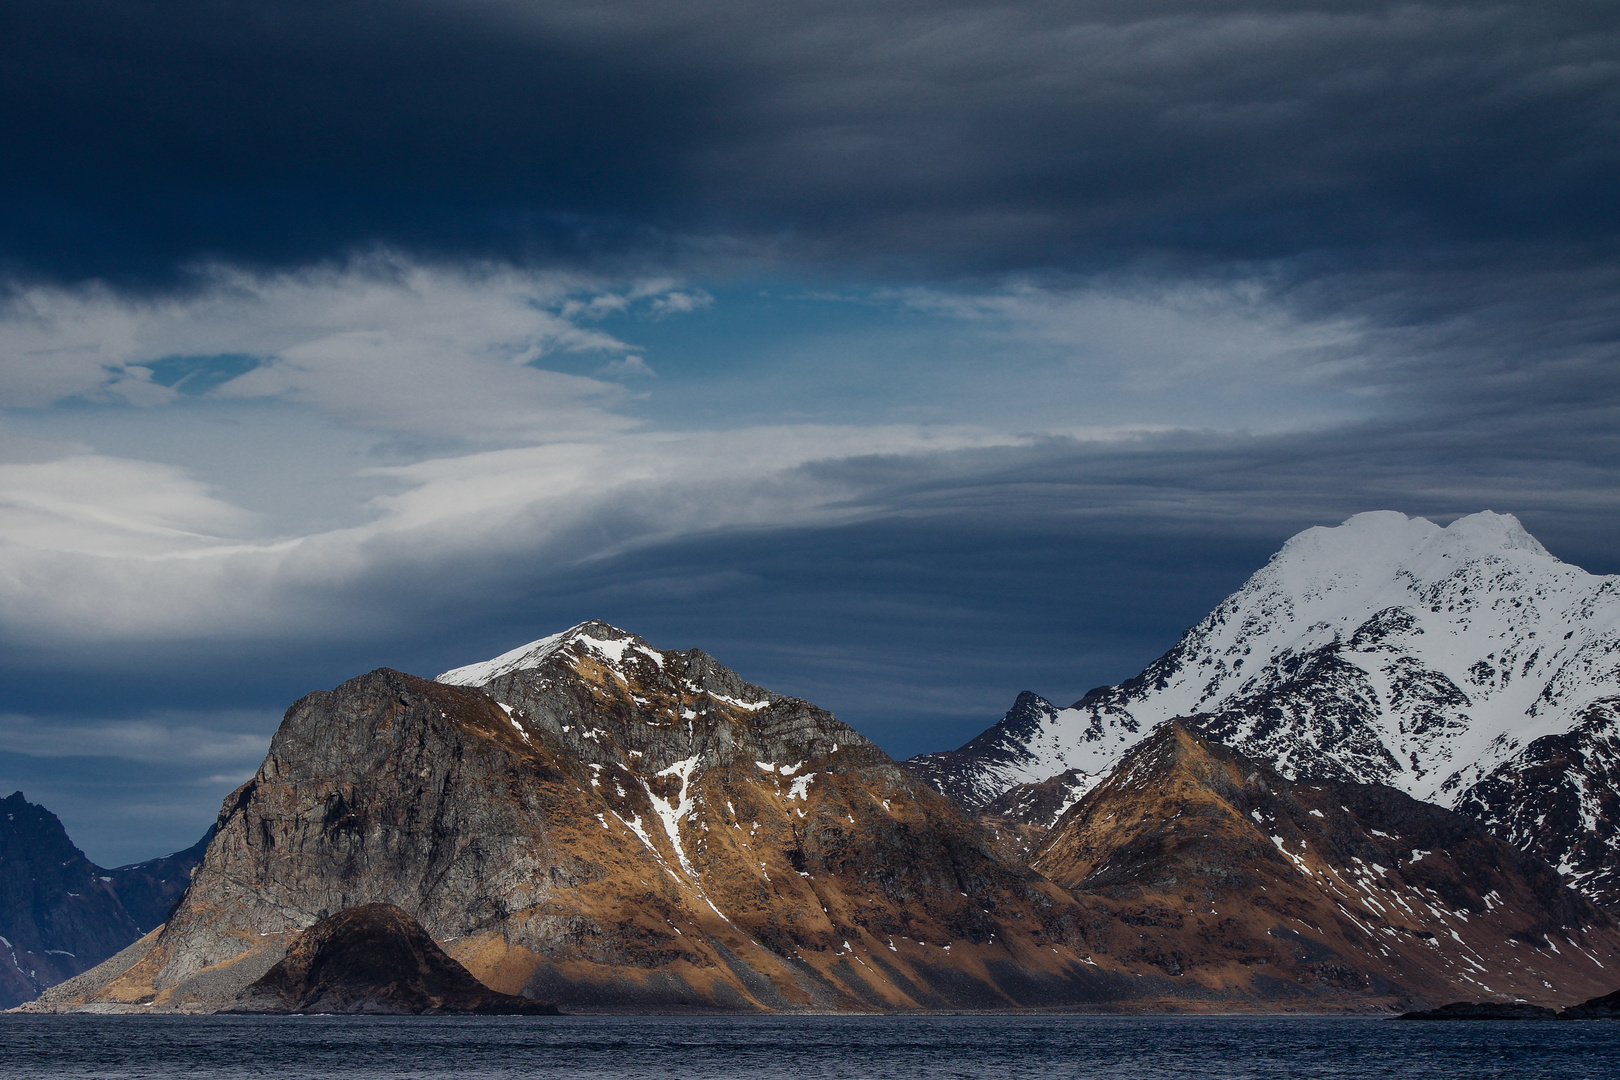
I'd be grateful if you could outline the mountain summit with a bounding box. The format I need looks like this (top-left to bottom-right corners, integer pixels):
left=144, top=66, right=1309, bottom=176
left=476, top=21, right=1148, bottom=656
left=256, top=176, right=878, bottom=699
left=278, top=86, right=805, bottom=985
left=907, top=511, right=1620, bottom=905
left=38, top=622, right=1139, bottom=1012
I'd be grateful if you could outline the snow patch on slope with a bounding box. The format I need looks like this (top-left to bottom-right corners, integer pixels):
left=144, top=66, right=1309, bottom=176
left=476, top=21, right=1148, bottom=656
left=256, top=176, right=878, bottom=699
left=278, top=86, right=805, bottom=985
left=437, top=621, right=667, bottom=685
left=644, top=755, right=703, bottom=878
left=437, top=628, right=576, bottom=685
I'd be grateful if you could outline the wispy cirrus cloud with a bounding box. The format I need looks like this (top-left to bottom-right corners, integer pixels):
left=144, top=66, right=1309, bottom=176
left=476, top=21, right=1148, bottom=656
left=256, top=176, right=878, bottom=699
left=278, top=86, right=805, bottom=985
left=0, top=259, right=709, bottom=440
left=0, top=710, right=272, bottom=766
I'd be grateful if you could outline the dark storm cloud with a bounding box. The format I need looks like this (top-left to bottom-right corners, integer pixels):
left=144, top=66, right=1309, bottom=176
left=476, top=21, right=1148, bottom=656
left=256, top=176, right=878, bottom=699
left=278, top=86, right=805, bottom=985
left=0, top=0, right=711, bottom=280
left=2, top=0, right=1615, bottom=286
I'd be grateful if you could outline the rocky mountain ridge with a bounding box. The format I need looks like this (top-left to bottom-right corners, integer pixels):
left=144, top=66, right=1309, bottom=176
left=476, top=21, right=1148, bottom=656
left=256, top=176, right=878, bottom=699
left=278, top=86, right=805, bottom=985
left=26, top=619, right=1620, bottom=1014
left=0, top=792, right=207, bottom=1008
left=905, top=511, right=1620, bottom=907
left=1032, top=722, right=1620, bottom=1004
left=35, top=625, right=1146, bottom=1012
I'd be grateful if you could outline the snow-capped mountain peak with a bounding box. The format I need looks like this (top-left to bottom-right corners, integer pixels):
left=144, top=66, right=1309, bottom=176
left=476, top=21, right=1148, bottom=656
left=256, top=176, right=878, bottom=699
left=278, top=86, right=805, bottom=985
left=437, top=620, right=667, bottom=686
left=908, top=511, right=1620, bottom=877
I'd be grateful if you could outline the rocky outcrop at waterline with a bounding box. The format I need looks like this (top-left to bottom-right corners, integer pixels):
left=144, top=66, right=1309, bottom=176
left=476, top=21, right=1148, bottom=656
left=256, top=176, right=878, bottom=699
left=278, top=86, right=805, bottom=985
left=226, top=904, right=557, bottom=1015
left=1399, top=1001, right=1558, bottom=1020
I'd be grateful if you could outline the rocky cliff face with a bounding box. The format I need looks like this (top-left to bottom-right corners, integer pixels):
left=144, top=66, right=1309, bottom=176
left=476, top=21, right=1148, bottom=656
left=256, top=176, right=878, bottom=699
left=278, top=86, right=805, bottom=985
left=906, top=512, right=1620, bottom=907
left=1033, top=722, right=1620, bottom=1006
left=50, top=624, right=1155, bottom=1013
left=0, top=792, right=206, bottom=1007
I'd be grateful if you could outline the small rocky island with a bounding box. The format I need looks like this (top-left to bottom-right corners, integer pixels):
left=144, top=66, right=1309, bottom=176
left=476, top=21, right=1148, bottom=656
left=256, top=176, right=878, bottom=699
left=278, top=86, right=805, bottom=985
left=1400, top=988, right=1620, bottom=1021
left=1399, top=1002, right=1558, bottom=1020
left=226, top=904, right=557, bottom=1015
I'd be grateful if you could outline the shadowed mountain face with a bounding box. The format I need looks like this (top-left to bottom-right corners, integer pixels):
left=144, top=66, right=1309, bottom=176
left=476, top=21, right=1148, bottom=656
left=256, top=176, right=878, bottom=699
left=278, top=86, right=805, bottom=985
left=0, top=792, right=206, bottom=1008
left=228, top=904, right=557, bottom=1015
left=106, top=829, right=213, bottom=937
left=1033, top=723, right=1620, bottom=1006
left=905, top=512, right=1620, bottom=909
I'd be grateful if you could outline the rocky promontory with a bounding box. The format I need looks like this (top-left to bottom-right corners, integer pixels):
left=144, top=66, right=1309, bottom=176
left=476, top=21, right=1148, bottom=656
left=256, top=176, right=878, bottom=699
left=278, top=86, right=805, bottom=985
left=1559, top=987, right=1620, bottom=1019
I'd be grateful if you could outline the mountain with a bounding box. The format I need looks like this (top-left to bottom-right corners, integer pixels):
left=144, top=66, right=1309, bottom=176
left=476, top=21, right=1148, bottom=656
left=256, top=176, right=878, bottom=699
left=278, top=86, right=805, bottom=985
left=0, top=792, right=207, bottom=1007
left=34, top=618, right=1620, bottom=1013
left=905, top=511, right=1620, bottom=905
left=36, top=623, right=1153, bottom=1013
left=1030, top=722, right=1620, bottom=1006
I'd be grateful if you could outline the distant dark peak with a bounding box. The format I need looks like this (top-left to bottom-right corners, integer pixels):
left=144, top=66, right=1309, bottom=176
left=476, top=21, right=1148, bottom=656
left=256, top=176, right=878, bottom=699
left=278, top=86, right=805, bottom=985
left=114, top=825, right=215, bottom=872
left=228, top=904, right=558, bottom=1015
left=902, top=691, right=1063, bottom=811
left=944, top=693, right=1055, bottom=756
left=0, top=791, right=153, bottom=1006
left=1072, top=685, right=1115, bottom=707
left=107, top=825, right=213, bottom=934
left=0, top=791, right=90, bottom=865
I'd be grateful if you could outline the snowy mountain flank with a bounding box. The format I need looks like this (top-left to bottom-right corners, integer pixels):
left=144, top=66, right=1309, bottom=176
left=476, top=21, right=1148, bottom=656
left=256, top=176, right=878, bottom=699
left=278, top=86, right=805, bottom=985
left=907, top=511, right=1620, bottom=906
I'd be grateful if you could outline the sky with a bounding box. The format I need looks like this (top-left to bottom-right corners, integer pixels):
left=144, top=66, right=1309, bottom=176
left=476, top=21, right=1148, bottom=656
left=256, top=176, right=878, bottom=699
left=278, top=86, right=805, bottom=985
left=1, top=0, right=1617, bottom=865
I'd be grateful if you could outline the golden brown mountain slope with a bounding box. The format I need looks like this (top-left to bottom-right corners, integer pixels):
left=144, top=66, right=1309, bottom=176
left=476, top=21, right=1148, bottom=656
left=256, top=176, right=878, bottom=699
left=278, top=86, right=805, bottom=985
left=1034, top=721, right=1620, bottom=1008
left=32, top=625, right=1620, bottom=1014
left=35, top=624, right=1163, bottom=1012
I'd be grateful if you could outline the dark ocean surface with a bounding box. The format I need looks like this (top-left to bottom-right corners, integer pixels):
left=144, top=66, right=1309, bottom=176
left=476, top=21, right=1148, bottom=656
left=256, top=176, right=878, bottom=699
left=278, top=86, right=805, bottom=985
left=1, top=1014, right=1616, bottom=1079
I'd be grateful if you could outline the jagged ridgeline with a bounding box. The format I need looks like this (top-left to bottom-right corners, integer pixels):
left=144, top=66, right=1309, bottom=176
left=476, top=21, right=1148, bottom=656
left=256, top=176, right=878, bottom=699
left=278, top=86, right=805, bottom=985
left=34, top=623, right=1148, bottom=1012
left=24, top=616, right=1620, bottom=1013
left=907, top=511, right=1620, bottom=909
left=0, top=792, right=208, bottom=1009
left=25, top=509, right=1620, bottom=1014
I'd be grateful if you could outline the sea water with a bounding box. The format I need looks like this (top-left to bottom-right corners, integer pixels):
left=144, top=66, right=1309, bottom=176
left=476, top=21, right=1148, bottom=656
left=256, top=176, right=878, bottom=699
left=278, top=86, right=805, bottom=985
left=1, top=1013, right=1616, bottom=1079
